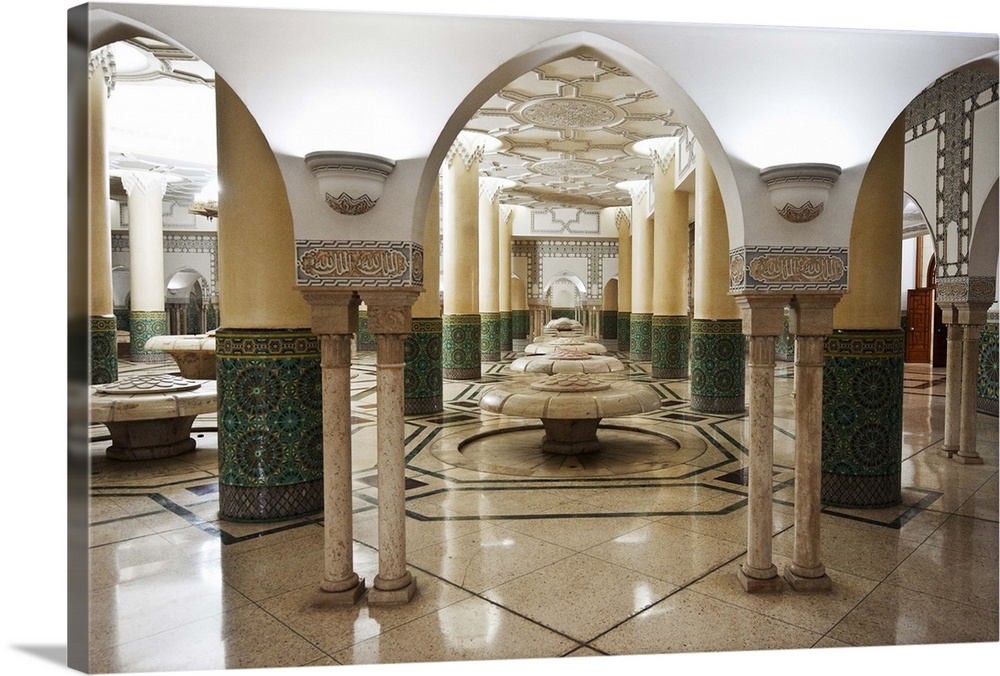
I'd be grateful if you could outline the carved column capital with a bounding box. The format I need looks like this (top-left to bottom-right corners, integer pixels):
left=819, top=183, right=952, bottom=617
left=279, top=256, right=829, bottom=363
left=300, top=289, right=359, bottom=335
left=733, top=293, right=792, bottom=337
left=120, top=171, right=168, bottom=199
left=789, top=293, right=842, bottom=336
left=360, top=289, right=420, bottom=334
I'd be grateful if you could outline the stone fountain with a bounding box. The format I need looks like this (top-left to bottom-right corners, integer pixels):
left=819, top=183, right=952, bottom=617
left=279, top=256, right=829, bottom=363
left=479, top=372, right=660, bottom=454
left=507, top=348, right=626, bottom=375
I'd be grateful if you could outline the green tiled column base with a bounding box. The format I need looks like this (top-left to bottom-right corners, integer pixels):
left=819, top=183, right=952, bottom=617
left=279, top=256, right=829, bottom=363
left=443, top=314, right=481, bottom=379
left=511, top=310, right=529, bottom=340
left=600, top=310, right=618, bottom=340
left=499, top=312, right=512, bottom=352
left=481, top=312, right=502, bottom=361
left=90, top=315, right=118, bottom=384
left=216, top=329, right=324, bottom=521
left=551, top=308, right=575, bottom=321
left=129, top=310, right=169, bottom=362
left=618, top=312, right=631, bottom=353
left=822, top=329, right=904, bottom=508
left=978, top=321, right=998, bottom=416
left=356, top=310, right=376, bottom=351
left=690, top=319, right=745, bottom=413
left=652, top=315, right=690, bottom=379
left=114, top=307, right=129, bottom=331
left=629, top=313, right=652, bottom=361
left=405, top=317, right=443, bottom=415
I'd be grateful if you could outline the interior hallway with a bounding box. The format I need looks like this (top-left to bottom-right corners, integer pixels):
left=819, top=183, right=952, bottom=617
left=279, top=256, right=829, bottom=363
left=86, top=355, right=998, bottom=672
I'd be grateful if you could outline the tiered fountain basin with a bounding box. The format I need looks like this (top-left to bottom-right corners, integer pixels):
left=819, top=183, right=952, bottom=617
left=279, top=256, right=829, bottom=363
left=144, top=331, right=217, bottom=379
left=507, top=348, right=626, bottom=375
left=90, top=374, right=217, bottom=460
left=479, top=372, right=660, bottom=454
left=524, top=337, right=608, bottom=356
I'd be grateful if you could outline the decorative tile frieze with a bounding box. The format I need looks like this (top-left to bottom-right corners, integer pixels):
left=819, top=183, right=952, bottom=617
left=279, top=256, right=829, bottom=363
left=295, top=240, right=423, bottom=288
left=934, top=275, right=997, bottom=303
left=729, top=246, right=849, bottom=293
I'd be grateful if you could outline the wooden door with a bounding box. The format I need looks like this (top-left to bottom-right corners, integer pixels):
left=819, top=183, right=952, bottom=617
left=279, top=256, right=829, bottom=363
left=906, top=288, right=933, bottom=363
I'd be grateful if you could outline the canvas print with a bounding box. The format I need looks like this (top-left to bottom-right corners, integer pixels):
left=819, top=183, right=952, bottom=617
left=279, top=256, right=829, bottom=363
left=60, top=1, right=998, bottom=674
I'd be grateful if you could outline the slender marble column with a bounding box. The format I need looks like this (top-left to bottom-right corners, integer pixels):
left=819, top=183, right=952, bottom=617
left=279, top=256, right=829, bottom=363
left=499, top=209, right=513, bottom=352
left=121, top=171, right=169, bottom=362
left=302, top=291, right=363, bottom=603
left=957, top=320, right=985, bottom=464
left=785, top=295, right=837, bottom=592
left=365, top=291, right=419, bottom=604
left=89, top=49, right=117, bottom=383
left=735, top=295, right=788, bottom=593
left=941, top=309, right=963, bottom=457
left=626, top=182, right=653, bottom=361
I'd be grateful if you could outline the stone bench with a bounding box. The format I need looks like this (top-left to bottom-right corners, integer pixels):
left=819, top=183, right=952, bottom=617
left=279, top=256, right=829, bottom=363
left=90, top=375, right=217, bottom=460
left=143, top=331, right=217, bottom=379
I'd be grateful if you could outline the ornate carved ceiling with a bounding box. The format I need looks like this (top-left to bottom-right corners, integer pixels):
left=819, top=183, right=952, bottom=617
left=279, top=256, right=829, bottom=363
left=106, top=43, right=681, bottom=210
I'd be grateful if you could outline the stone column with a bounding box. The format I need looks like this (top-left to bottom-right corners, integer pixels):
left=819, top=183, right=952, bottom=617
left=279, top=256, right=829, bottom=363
left=735, top=295, right=788, bottom=592
left=303, top=291, right=364, bottom=604
left=441, top=133, right=484, bottom=379
left=691, top=153, right=744, bottom=413
left=823, top=114, right=904, bottom=507
left=121, top=170, right=169, bottom=362
left=510, top=275, right=529, bottom=351
left=214, top=75, right=323, bottom=521
left=601, top=279, right=619, bottom=344
left=953, top=300, right=992, bottom=464
left=479, top=178, right=504, bottom=362
left=363, top=290, right=420, bottom=604
left=89, top=48, right=117, bottom=383
left=405, top=180, right=443, bottom=415
left=785, top=294, right=838, bottom=592
left=629, top=183, right=654, bottom=361
left=499, top=208, right=513, bottom=353
left=617, top=217, right=633, bottom=353
left=940, top=306, right=963, bottom=457
left=650, top=145, right=691, bottom=379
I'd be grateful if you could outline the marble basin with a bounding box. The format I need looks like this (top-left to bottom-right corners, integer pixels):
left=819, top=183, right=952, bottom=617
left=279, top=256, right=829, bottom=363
left=508, top=349, right=626, bottom=375
left=90, top=374, right=217, bottom=460
left=479, top=373, right=661, bottom=454
left=524, top=337, right=608, bottom=355
left=144, top=331, right=217, bottom=379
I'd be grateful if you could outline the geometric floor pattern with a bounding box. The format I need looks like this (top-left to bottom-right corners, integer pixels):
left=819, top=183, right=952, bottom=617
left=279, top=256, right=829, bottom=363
left=86, top=352, right=998, bottom=673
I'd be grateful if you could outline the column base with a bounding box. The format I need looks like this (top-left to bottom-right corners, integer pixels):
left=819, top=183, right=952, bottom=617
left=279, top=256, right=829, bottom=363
left=952, top=453, right=984, bottom=465
left=317, top=578, right=366, bottom=605
left=783, top=565, right=831, bottom=592
left=652, top=367, right=688, bottom=379
left=737, top=564, right=783, bottom=593
left=368, top=574, right=417, bottom=605
left=939, top=446, right=959, bottom=458
left=442, top=367, right=482, bottom=380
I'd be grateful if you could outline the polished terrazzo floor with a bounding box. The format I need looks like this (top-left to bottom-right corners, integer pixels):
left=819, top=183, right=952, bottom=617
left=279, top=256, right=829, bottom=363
left=86, top=353, right=999, bottom=673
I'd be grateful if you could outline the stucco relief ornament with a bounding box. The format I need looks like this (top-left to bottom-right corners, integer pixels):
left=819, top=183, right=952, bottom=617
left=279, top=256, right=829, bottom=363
left=305, top=151, right=395, bottom=216
left=760, top=163, right=841, bottom=223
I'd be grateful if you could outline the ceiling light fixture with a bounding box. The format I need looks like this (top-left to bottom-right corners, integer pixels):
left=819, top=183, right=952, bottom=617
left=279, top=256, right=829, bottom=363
left=305, top=151, right=396, bottom=216
left=759, top=163, right=841, bottom=223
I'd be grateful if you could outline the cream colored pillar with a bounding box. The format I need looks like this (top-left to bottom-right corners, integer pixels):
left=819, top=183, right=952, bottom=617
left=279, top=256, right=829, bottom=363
left=479, top=178, right=504, bottom=361
left=735, top=295, right=789, bottom=592
left=214, top=75, right=322, bottom=522
left=89, top=48, right=117, bottom=383
left=651, top=146, right=691, bottom=378
left=628, top=181, right=654, bottom=361
left=953, top=301, right=991, bottom=464
left=499, top=208, right=513, bottom=352
left=405, top=180, right=443, bottom=414
left=617, top=216, right=632, bottom=352
left=363, top=290, right=420, bottom=604
left=441, top=133, right=484, bottom=378
left=691, top=153, right=743, bottom=413
left=785, top=295, right=838, bottom=592
left=121, top=171, right=168, bottom=362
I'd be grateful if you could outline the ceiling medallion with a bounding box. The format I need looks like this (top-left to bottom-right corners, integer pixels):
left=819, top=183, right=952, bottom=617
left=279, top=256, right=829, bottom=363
left=305, top=151, right=396, bottom=216
left=529, top=159, right=600, bottom=177
left=517, top=97, right=622, bottom=130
